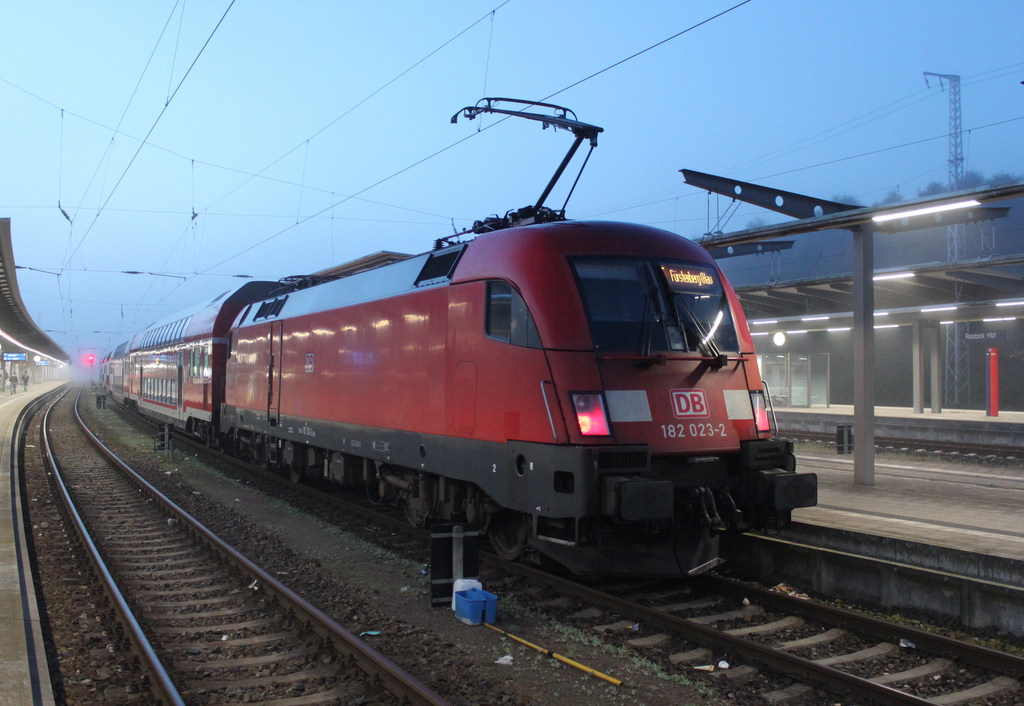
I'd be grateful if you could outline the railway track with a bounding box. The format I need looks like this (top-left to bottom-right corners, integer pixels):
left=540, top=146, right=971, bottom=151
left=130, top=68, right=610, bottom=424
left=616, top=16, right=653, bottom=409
left=780, top=429, right=1022, bottom=460
left=83, top=394, right=1024, bottom=705
left=39, top=388, right=452, bottom=706
left=531, top=574, right=1024, bottom=705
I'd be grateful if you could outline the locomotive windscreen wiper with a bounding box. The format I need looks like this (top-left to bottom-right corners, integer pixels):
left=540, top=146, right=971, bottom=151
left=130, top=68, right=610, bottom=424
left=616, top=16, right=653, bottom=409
left=636, top=286, right=659, bottom=357
left=674, top=295, right=724, bottom=361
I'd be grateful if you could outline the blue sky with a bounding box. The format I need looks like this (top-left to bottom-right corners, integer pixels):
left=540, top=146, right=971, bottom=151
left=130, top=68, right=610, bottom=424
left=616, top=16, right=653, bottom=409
left=1, top=0, right=1021, bottom=360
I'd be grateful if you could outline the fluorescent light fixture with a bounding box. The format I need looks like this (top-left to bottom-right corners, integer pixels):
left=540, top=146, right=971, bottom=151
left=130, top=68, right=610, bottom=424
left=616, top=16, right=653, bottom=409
left=872, top=199, right=981, bottom=223
left=785, top=329, right=808, bottom=334
left=801, top=315, right=829, bottom=321
left=752, top=319, right=777, bottom=325
left=940, top=320, right=954, bottom=325
left=983, top=317, right=1016, bottom=322
left=922, top=306, right=957, bottom=313
left=874, top=323, right=899, bottom=329
left=875, top=311, right=889, bottom=316
left=827, top=327, right=851, bottom=332
left=751, top=331, right=769, bottom=336
left=873, top=272, right=915, bottom=281
left=996, top=301, right=1024, bottom=307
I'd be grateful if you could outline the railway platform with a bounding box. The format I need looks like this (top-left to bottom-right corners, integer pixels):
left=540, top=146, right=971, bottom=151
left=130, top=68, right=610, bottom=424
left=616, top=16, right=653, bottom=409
left=774, top=403, right=1024, bottom=450
left=722, top=447, right=1024, bottom=633
left=2, top=381, right=64, bottom=706
left=790, top=449, right=1024, bottom=566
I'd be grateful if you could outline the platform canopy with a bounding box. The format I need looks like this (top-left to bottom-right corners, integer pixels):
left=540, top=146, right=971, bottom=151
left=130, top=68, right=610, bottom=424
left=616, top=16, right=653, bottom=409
left=687, top=177, right=1024, bottom=327
left=0, top=219, right=68, bottom=363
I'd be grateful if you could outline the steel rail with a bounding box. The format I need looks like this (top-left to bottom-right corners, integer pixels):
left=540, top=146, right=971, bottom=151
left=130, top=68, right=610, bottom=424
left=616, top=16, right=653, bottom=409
left=782, top=429, right=1021, bottom=458
left=42, top=389, right=186, bottom=706
left=700, top=575, right=1024, bottom=678
left=105, top=398, right=1022, bottom=703
left=72, top=391, right=454, bottom=706
left=496, top=559, right=939, bottom=705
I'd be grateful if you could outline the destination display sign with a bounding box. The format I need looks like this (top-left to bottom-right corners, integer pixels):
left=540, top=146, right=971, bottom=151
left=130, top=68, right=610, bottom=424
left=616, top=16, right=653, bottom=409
left=660, top=264, right=717, bottom=293
left=3, top=353, right=26, bottom=361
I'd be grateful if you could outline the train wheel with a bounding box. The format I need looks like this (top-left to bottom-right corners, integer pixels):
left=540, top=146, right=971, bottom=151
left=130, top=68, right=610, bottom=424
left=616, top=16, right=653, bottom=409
left=488, top=511, right=529, bottom=561
left=403, top=502, right=426, bottom=528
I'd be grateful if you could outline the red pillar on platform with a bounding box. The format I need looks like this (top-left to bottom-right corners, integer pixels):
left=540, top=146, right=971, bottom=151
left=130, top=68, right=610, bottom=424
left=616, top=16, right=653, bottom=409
left=986, top=347, right=999, bottom=417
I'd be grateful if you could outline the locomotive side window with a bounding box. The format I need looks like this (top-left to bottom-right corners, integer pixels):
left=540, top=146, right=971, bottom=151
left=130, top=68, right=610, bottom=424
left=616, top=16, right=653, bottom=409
left=486, top=281, right=542, bottom=349
left=488, top=282, right=512, bottom=341
left=572, top=257, right=738, bottom=354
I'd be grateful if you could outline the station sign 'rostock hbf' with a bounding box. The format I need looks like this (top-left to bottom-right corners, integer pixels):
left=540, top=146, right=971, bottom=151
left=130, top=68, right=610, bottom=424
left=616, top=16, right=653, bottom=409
left=963, top=330, right=1008, bottom=344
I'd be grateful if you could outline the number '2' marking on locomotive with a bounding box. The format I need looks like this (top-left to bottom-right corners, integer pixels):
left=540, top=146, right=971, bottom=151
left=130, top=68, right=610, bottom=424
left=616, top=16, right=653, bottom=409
left=670, top=389, right=709, bottom=418
left=661, top=423, right=727, bottom=439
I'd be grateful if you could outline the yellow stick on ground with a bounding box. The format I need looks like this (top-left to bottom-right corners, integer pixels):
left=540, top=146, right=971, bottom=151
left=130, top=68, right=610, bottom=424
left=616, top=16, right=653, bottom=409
left=484, top=623, right=623, bottom=686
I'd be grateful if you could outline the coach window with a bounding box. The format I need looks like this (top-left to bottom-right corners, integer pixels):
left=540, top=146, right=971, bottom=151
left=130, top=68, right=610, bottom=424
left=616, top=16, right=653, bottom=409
left=486, top=281, right=542, bottom=349
left=189, top=346, right=201, bottom=378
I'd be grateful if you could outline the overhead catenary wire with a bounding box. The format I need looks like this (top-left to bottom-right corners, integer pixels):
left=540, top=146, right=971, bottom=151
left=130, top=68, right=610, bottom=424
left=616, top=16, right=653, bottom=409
left=0, top=73, right=459, bottom=224
left=580, top=60, right=1024, bottom=224
left=198, top=0, right=757, bottom=274
left=14, top=4, right=1015, bottom=352
left=725, top=61, right=1024, bottom=178
left=538, top=0, right=754, bottom=104
left=193, top=0, right=513, bottom=222
left=754, top=115, right=1024, bottom=182
left=58, top=109, right=72, bottom=223
left=80, top=0, right=517, bottom=333
left=65, top=1, right=184, bottom=228
left=62, top=0, right=237, bottom=272
left=166, top=0, right=187, bottom=105
left=580, top=115, right=1023, bottom=221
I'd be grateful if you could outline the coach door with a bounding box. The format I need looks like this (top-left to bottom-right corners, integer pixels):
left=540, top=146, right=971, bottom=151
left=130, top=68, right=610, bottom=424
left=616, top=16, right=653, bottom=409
left=267, top=321, right=283, bottom=427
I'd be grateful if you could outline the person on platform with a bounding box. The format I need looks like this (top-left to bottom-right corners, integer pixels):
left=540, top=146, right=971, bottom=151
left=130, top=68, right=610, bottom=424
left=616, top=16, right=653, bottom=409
left=9, top=374, right=16, bottom=395
left=21, top=370, right=29, bottom=392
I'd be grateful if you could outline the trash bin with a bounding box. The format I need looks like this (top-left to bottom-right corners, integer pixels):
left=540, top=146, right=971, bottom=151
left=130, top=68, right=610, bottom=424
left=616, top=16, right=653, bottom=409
left=836, top=424, right=853, bottom=454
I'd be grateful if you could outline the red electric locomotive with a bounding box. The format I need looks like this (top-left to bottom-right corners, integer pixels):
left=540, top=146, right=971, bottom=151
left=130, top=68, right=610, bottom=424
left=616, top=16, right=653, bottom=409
left=103, top=99, right=816, bottom=576
left=216, top=220, right=814, bottom=576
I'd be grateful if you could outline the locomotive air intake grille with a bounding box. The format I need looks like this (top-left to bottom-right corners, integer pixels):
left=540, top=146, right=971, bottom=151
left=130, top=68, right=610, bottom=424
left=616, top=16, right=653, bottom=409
left=597, top=450, right=648, bottom=471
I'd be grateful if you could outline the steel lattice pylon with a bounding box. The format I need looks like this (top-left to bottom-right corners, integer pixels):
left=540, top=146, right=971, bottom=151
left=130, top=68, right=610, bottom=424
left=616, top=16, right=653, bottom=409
left=925, top=72, right=969, bottom=407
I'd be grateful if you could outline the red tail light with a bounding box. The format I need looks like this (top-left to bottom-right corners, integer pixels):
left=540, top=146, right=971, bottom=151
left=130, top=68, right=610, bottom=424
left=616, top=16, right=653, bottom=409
left=750, top=390, right=772, bottom=434
left=572, top=393, right=610, bottom=436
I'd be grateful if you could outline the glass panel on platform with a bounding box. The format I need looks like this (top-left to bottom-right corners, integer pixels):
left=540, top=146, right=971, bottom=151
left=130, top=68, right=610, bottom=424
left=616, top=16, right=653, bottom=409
left=756, top=352, right=831, bottom=408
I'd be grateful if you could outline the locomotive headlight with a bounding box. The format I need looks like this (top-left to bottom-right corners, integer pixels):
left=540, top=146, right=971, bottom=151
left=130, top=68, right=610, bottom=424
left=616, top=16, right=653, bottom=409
left=750, top=390, right=772, bottom=434
left=571, top=392, right=611, bottom=436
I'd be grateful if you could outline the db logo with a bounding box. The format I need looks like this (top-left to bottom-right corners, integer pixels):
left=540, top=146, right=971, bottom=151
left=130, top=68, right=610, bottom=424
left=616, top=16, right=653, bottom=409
left=670, top=389, right=709, bottom=418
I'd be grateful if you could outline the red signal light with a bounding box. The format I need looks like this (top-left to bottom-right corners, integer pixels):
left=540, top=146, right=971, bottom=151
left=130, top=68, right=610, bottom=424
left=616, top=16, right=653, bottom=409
left=83, top=353, right=96, bottom=366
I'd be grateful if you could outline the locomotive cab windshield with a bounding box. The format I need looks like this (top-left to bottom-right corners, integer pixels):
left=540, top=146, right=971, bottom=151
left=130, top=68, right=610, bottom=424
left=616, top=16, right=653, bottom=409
left=571, top=257, right=738, bottom=357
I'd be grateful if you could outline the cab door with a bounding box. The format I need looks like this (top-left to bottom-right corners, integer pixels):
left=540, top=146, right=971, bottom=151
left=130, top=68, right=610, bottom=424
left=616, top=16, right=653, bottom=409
left=267, top=321, right=283, bottom=427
